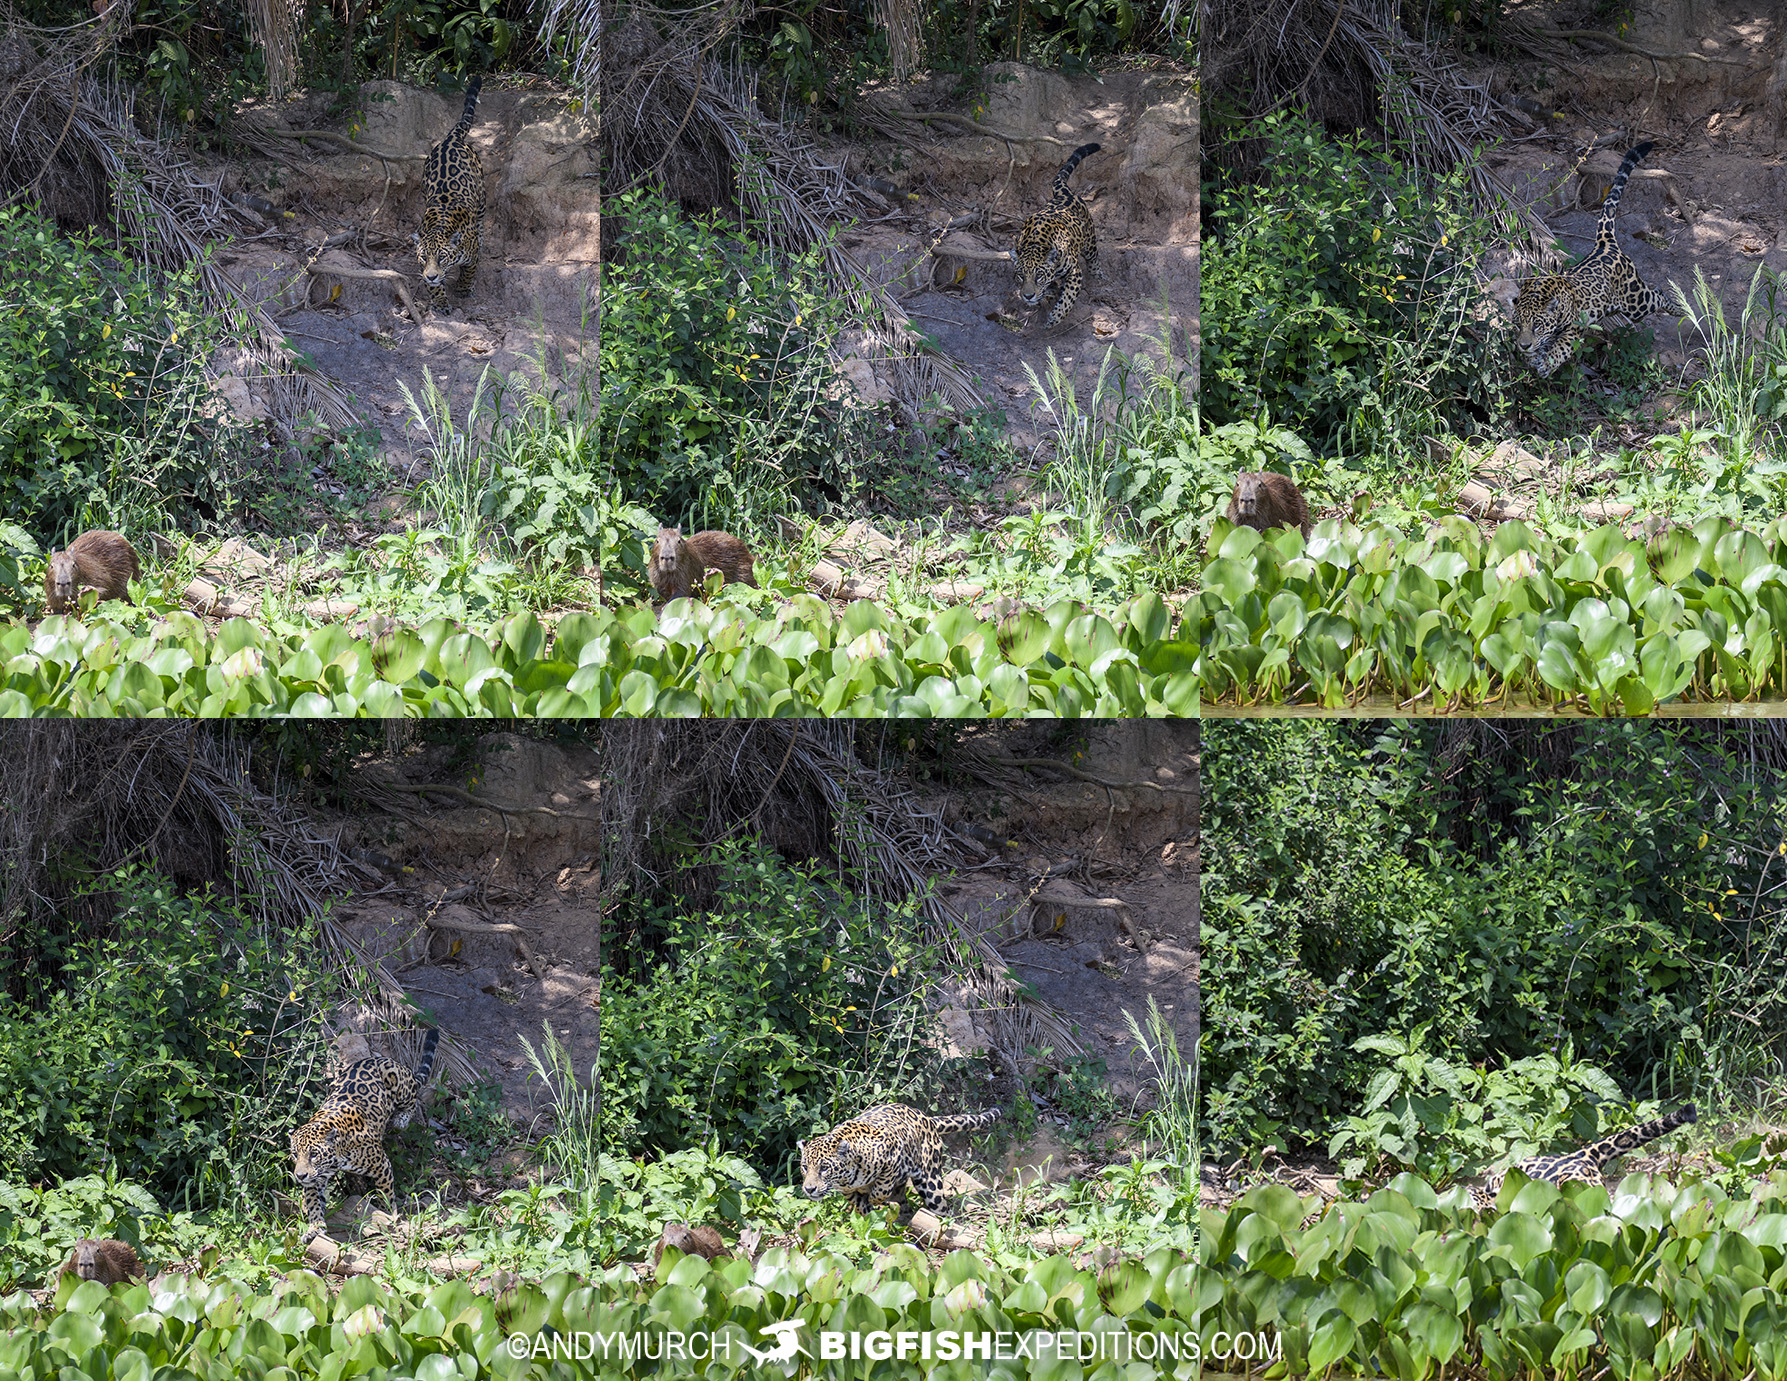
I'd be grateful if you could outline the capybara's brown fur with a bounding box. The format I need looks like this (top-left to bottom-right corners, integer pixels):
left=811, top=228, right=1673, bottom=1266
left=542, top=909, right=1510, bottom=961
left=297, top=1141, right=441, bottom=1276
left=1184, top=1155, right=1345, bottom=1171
left=44, top=530, right=140, bottom=614
left=652, top=1223, right=730, bottom=1265
left=1225, top=472, right=1312, bottom=539
left=648, top=526, right=758, bottom=604
left=60, top=1238, right=143, bottom=1286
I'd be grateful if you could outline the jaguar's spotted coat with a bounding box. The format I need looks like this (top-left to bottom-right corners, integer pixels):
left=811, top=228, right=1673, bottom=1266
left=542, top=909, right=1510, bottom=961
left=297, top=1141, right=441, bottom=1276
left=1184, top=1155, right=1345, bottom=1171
left=291, top=1029, right=439, bottom=1244
left=1473, top=1104, right=1697, bottom=1211
left=1513, top=142, right=1667, bottom=377
left=414, top=76, right=487, bottom=311
left=800, top=1104, right=1001, bottom=1216
left=1014, top=142, right=1101, bottom=328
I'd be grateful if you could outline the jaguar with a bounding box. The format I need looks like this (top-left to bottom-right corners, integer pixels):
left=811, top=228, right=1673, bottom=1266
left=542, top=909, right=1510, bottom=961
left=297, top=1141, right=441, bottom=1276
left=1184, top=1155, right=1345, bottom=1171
left=1512, top=141, right=1666, bottom=377
left=413, top=76, right=487, bottom=311
left=1014, top=142, right=1101, bottom=328
left=291, top=1028, right=440, bottom=1243
left=800, top=1103, right=1001, bottom=1216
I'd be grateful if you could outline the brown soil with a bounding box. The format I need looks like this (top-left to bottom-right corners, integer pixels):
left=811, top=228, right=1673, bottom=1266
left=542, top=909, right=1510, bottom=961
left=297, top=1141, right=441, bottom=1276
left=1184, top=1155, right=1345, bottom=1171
left=211, top=78, right=596, bottom=483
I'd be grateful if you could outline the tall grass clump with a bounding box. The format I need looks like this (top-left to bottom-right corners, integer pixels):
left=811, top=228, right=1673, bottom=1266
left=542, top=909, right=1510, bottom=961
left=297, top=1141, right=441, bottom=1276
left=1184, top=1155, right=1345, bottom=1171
left=1673, top=264, right=1787, bottom=479
left=334, top=348, right=655, bottom=619
left=1123, top=996, right=1196, bottom=1201
left=522, top=1021, right=600, bottom=1189
left=1020, top=308, right=1200, bottom=596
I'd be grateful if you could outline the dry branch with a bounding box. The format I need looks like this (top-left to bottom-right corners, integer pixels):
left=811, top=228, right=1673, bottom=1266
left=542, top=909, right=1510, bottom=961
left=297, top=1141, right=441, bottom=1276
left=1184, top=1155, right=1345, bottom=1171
left=0, top=0, right=361, bottom=430
left=302, top=259, right=423, bottom=324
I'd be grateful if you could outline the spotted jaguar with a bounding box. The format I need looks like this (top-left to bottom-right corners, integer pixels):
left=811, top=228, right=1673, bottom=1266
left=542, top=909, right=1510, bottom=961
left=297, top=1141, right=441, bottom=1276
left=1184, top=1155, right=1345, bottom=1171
left=1014, top=142, right=1100, bottom=328
left=800, top=1104, right=1001, bottom=1215
left=413, top=76, right=486, bottom=311
left=1512, top=141, right=1667, bottom=377
left=290, top=1029, right=439, bottom=1243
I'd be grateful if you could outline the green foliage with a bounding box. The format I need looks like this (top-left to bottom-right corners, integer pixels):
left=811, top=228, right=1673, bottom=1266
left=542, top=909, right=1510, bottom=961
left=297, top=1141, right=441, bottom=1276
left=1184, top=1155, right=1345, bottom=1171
left=598, top=838, right=943, bottom=1174
left=0, top=1173, right=220, bottom=1292
left=1202, top=113, right=1514, bottom=457
left=324, top=363, right=653, bottom=619
left=1027, top=1049, right=1120, bottom=1139
left=1028, top=318, right=1203, bottom=593
left=3, top=1270, right=527, bottom=1380
left=1673, top=264, right=1787, bottom=481
left=1326, top=1029, right=1644, bottom=1183
left=1199, top=722, right=1765, bottom=1156
left=0, top=206, right=239, bottom=545
left=0, top=1244, right=1197, bottom=1379
left=0, top=592, right=1193, bottom=717
left=0, top=868, right=334, bottom=1206
left=593, top=1146, right=766, bottom=1264
left=1203, top=1172, right=1787, bottom=1381
left=1199, top=511, right=1787, bottom=710
left=599, top=188, right=866, bottom=534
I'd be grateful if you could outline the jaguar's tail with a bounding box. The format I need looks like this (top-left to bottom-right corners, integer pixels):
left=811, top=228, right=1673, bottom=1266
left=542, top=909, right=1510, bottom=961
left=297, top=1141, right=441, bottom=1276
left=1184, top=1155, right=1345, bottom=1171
left=1595, top=141, right=1653, bottom=241
left=932, top=1107, right=1002, bottom=1135
left=413, top=1028, right=441, bottom=1087
left=1584, top=1102, right=1697, bottom=1170
left=455, top=75, right=484, bottom=136
left=1052, top=142, right=1101, bottom=198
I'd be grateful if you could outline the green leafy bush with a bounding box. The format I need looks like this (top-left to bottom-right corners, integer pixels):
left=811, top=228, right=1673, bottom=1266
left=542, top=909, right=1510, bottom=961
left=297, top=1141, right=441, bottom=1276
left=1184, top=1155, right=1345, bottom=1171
left=598, top=188, right=867, bottom=534
left=0, top=867, right=335, bottom=1206
left=1200, top=721, right=1755, bottom=1157
left=598, top=839, right=944, bottom=1174
left=1202, top=113, right=1512, bottom=457
left=0, top=206, right=238, bottom=544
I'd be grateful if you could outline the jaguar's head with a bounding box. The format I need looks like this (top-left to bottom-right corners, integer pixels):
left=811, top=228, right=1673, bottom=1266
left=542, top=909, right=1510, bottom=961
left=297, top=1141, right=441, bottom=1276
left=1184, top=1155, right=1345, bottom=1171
left=413, top=221, right=467, bottom=293
left=798, top=1137, right=859, bottom=1201
left=1016, top=245, right=1064, bottom=306
left=291, top=1126, right=345, bottom=1189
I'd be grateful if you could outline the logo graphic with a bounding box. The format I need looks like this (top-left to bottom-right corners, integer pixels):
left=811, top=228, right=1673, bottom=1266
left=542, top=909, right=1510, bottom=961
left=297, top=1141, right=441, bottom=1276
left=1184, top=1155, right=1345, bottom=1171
left=736, top=1320, right=809, bottom=1364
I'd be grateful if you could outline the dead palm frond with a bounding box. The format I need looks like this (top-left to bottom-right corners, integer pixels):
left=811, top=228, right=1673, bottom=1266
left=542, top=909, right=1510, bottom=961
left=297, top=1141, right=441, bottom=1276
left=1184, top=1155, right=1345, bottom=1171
left=1203, top=0, right=1556, bottom=266
left=242, top=0, right=303, bottom=104
left=0, top=1, right=358, bottom=429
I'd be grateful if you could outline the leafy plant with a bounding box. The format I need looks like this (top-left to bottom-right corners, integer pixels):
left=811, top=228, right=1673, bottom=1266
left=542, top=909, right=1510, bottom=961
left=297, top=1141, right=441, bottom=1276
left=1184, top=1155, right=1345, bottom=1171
left=1200, top=511, right=1787, bottom=710
left=598, top=838, right=945, bottom=1175
left=1202, top=113, right=1515, bottom=456
left=0, top=867, right=336, bottom=1206
left=599, top=188, right=869, bottom=535
left=0, top=593, right=1194, bottom=716
left=0, top=205, right=242, bottom=545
